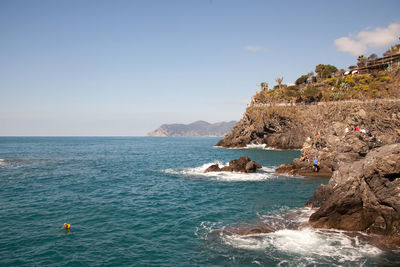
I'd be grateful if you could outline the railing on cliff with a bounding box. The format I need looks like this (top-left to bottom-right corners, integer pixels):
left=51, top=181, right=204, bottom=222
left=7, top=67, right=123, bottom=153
left=358, top=54, right=400, bottom=73
left=248, top=98, right=400, bottom=108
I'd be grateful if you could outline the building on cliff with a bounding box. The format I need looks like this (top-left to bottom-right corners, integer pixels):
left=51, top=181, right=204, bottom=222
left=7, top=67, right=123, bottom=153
left=357, top=53, right=400, bottom=74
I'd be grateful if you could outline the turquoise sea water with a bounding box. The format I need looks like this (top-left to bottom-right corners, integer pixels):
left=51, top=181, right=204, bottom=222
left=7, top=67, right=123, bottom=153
left=0, top=137, right=398, bottom=266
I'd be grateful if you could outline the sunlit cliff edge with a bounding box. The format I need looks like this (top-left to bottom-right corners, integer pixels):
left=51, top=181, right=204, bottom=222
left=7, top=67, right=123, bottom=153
left=217, top=50, right=400, bottom=247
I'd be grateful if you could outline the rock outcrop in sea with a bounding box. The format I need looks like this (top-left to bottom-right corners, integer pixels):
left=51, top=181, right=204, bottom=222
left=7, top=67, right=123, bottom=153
left=204, top=156, right=262, bottom=173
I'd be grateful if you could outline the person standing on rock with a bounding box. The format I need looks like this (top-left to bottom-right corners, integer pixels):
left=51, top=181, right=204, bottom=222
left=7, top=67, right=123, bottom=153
left=313, top=158, right=320, bottom=172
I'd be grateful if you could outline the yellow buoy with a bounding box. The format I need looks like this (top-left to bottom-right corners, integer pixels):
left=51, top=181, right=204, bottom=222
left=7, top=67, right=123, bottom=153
left=64, top=223, right=71, bottom=229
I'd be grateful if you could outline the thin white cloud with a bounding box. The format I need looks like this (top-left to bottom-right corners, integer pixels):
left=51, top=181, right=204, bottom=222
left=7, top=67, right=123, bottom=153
left=245, top=45, right=267, bottom=52
left=335, top=23, right=400, bottom=56
left=335, top=37, right=367, bottom=56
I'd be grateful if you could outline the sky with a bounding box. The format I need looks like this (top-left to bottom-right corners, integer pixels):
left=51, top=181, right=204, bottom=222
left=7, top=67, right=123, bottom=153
left=0, top=0, right=399, bottom=136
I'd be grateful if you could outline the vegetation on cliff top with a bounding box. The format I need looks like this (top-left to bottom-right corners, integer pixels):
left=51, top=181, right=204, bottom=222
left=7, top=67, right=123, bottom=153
left=253, top=46, right=400, bottom=104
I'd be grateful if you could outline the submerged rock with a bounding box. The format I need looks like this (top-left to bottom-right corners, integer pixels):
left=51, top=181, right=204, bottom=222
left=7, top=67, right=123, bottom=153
left=307, top=144, right=400, bottom=246
left=204, top=156, right=262, bottom=173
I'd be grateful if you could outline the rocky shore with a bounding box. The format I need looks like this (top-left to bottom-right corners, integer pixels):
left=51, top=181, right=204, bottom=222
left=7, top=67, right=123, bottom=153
left=218, top=100, right=400, bottom=177
left=216, top=99, right=400, bottom=245
left=307, top=143, right=400, bottom=246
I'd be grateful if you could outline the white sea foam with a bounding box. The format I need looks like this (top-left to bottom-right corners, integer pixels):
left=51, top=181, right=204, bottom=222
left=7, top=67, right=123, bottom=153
left=217, top=208, right=383, bottom=265
left=245, top=144, right=266, bottom=149
left=0, top=159, right=7, bottom=167
left=163, top=161, right=277, bottom=181
left=213, top=144, right=267, bottom=150
left=213, top=144, right=287, bottom=151
left=222, top=228, right=381, bottom=263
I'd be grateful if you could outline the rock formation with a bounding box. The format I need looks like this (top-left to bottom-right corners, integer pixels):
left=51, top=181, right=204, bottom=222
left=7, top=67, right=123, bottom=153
left=217, top=101, right=400, bottom=151
left=217, top=101, right=400, bottom=177
left=204, top=156, right=262, bottom=173
left=306, top=144, right=400, bottom=246
left=215, top=66, right=400, bottom=244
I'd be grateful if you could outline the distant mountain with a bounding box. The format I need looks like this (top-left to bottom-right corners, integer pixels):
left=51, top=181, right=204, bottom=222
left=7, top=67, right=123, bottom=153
left=147, top=120, right=237, bottom=137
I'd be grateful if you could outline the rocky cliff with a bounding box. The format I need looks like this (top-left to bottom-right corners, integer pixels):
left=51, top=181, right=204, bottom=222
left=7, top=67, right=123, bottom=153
left=307, top=144, right=400, bottom=246
left=216, top=91, right=400, bottom=245
left=147, top=120, right=237, bottom=137
left=214, top=60, right=400, bottom=246
left=217, top=100, right=400, bottom=151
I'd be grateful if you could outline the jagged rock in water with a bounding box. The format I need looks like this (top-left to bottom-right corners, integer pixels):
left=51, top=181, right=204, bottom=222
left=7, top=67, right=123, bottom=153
left=204, top=164, right=220, bottom=173
left=204, top=156, right=262, bottom=173
left=307, top=144, right=400, bottom=246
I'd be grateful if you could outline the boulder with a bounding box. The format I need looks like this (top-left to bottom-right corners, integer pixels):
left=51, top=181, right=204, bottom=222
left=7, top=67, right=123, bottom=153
left=204, top=164, right=220, bottom=173
left=220, top=166, right=234, bottom=172
left=275, top=158, right=333, bottom=178
left=308, top=144, right=400, bottom=245
left=228, top=156, right=262, bottom=173
left=245, top=161, right=257, bottom=172
left=204, top=156, right=262, bottom=173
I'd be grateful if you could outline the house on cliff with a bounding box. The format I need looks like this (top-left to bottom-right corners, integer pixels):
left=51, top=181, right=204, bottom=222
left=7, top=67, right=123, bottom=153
left=357, top=53, right=400, bottom=74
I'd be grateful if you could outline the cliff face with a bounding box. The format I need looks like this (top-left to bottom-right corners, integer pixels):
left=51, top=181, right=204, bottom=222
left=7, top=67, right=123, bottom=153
left=218, top=99, right=400, bottom=244
left=218, top=67, right=400, bottom=149
left=307, top=144, right=400, bottom=246
left=147, top=120, right=237, bottom=137
left=216, top=66, right=400, bottom=245
left=217, top=100, right=400, bottom=151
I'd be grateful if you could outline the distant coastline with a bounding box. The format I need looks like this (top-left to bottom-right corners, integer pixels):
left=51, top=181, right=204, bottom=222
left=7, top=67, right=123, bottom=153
left=147, top=120, right=237, bottom=137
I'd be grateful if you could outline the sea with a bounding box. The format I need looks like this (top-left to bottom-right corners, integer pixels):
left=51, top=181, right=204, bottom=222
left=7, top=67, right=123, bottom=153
left=0, top=137, right=399, bottom=266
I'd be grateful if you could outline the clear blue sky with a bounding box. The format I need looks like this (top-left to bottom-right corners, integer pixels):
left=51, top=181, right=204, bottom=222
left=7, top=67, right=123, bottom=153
left=1, top=0, right=399, bottom=136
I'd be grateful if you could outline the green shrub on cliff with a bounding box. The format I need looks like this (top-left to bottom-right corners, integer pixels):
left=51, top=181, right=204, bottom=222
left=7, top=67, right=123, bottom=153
left=315, top=64, right=338, bottom=79
left=252, top=57, right=398, bottom=105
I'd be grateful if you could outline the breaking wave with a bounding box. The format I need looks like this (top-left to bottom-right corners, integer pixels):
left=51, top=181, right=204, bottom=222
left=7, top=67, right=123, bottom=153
left=244, top=144, right=266, bottom=149
left=197, top=207, right=384, bottom=266
left=213, top=144, right=286, bottom=151
left=221, top=229, right=382, bottom=265
left=0, top=158, right=23, bottom=169
left=163, top=161, right=278, bottom=181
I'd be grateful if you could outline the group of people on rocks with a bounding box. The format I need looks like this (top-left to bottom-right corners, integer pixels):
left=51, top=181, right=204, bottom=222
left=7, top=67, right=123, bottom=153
left=301, top=125, right=376, bottom=173
left=345, top=125, right=373, bottom=137
left=300, top=152, right=320, bottom=172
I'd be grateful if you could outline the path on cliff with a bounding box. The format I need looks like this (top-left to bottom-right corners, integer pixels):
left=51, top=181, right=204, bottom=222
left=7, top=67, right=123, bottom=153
left=250, top=98, right=400, bottom=108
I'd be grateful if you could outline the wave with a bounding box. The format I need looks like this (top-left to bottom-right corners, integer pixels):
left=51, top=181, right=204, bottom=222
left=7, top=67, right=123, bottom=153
left=0, top=159, right=23, bottom=169
left=221, top=228, right=381, bottom=265
left=163, top=161, right=278, bottom=182
left=213, top=144, right=288, bottom=151
left=245, top=144, right=266, bottom=149
left=198, top=207, right=383, bottom=265
left=213, top=144, right=267, bottom=150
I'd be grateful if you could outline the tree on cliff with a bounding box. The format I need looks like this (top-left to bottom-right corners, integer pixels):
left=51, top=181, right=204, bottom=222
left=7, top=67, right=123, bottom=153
left=275, top=77, right=283, bottom=90
left=315, top=64, right=338, bottom=79
left=383, top=44, right=400, bottom=56
left=295, top=72, right=314, bottom=85
left=367, top=53, right=378, bottom=61
left=357, top=55, right=367, bottom=67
